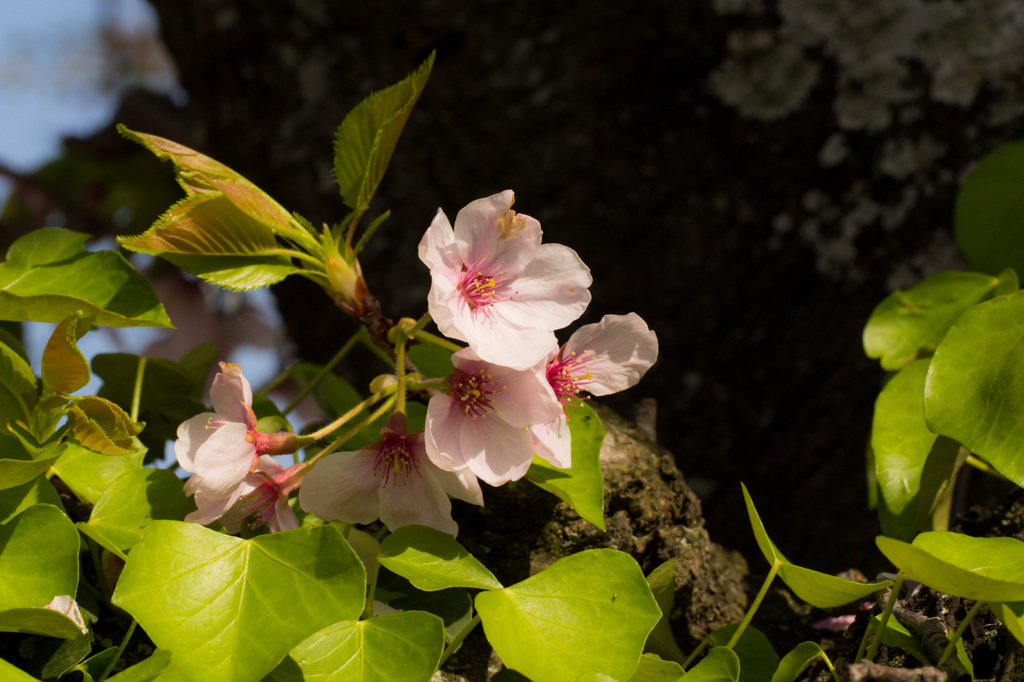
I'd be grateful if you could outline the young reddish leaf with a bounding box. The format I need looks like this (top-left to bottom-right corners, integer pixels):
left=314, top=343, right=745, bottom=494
left=65, top=396, right=144, bottom=456
left=41, top=312, right=91, bottom=395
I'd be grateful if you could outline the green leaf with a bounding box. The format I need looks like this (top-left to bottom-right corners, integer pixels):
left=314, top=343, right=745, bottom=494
left=0, top=658, right=41, bottom=681
left=267, top=611, right=445, bottom=682
left=627, top=653, right=684, bottom=681
left=103, top=649, right=174, bottom=682
left=682, top=647, right=740, bottom=681
left=41, top=312, right=91, bottom=394
left=708, top=625, right=778, bottom=682
left=50, top=441, right=145, bottom=505
left=742, top=484, right=891, bottom=608
left=407, top=342, right=453, bottom=379
left=0, top=476, right=62, bottom=524
left=66, top=395, right=144, bottom=456
left=924, top=290, right=1024, bottom=486
left=93, top=352, right=208, bottom=457
left=994, top=601, right=1024, bottom=648
left=526, top=402, right=607, bottom=529
left=643, top=561, right=687, bottom=664
left=0, top=605, right=87, bottom=639
left=871, top=360, right=964, bottom=540
left=118, top=194, right=299, bottom=291
left=83, top=468, right=193, bottom=552
left=112, top=521, right=366, bottom=682
left=876, top=531, right=1024, bottom=601
left=769, top=641, right=829, bottom=682
left=387, top=586, right=473, bottom=645
left=0, top=227, right=172, bottom=328
left=955, top=140, right=1024, bottom=275
left=377, top=524, right=502, bottom=591
left=0, top=505, right=79, bottom=610
left=75, top=648, right=118, bottom=682
left=334, top=52, right=434, bottom=211
left=871, top=613, right=929, bottom=665
left=475, top=548, right=661, bottom=682
left=0, top=336, right=37, bottom=424
left=863, top=271, right=1000, bottom=370
left=0, top=426, right=65, bottom=490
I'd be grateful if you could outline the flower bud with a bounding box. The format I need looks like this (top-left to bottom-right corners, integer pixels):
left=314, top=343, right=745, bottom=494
left=326, top=257, right=370, bottom=316
left=252, top=431, right=312, bottom=456
left=370, top=374, right=398, bottom=394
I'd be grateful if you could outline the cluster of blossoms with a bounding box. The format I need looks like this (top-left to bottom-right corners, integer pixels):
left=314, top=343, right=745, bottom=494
left=176, top=191, right=657, bottom=537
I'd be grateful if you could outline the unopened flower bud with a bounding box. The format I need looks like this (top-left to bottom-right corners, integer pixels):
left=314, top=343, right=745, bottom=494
left=252, top=431, right=311, bottom=456
left=370, top=374, right=398, bottom=394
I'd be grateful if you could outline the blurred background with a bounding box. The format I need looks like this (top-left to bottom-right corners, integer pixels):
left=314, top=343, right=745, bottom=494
left=3, top=0, right=1023, bottom=574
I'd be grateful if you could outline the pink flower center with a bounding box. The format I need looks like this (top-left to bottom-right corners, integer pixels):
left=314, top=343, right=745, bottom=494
left=546, top=351, right=596, bottom=407
left=238, top=480, right=281, bottom=529
left=373, top=433, right=422, bottom=486
left=449, top=368, right=502, bottom=418
left=457, top=264, right=515, bottom=310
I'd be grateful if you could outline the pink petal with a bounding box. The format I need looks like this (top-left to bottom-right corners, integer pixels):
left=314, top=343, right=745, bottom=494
left=496, top=244, right=593, bottom=332
left=192, top=422, right=257, bottom=500
left=466, top=314, right=558, bottom=369
left=562, top=313, right=658, bottom=396
left=44, top=595, right=87, bottom=635
left=485, top=359, right=563, bottom=427
left=424, top=395, right=468, bottom=471
left=378, top=470, right=458, bottom=536
left=531, top=419, right=572, bottom=469
left=175, top=412, right=217, bottom=471
left=210, top=362, right=254, bottom=426
left=298, top=449, right=381, bottom=525
left=453, top=191, right=542, bottom=268
left=429, top=466, right=484, bottom=506
left=418, top=209, right=464, bottom=275
left=268, top=499, right=300, bottom=533
left=460, top=415, right=534, bottom=485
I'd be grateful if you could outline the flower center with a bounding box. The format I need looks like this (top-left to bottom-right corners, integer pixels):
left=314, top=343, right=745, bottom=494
left=373, top=434, right=422, bottom=486
left=238, top=480, right=280, bottom=529
left=449, top=368, right=502, bottom=418
left=546, top=351, right=596, bottom=407
left=457, top=264, right=515, bottom=310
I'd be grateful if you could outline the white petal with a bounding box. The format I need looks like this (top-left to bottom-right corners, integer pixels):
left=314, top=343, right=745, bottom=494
left=175, top=412, right=217, bottom=472
left=497, top=244, right=592, bottom=331
left=298, top=450, right=381, bottom=525
left=191, top=422, right=257, bottom=500
left=531, top=419, right=572, bottom=469
left=418, top=209, right=464, bottom=275
left=487, top=361, right=562, bottom=427
left=424, top=395, right=467, bottom=471
left=378, top=470, right=458, bottom=536
left=44, top=596, right=87, bottom=635
left=460, top=416, right=533, bottom=486
left=268, top=500, right=300, bottom=533
left=429, top=465, right=484, bottom=506
left=468, top=314, right=558, bottom=369
left=562, top=313, right=658, bottom=395
left=210, top=362, right=253, bottom=425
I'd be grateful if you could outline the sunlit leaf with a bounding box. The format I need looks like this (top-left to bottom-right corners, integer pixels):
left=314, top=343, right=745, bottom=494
left=627, top=653, right=684, bottom=681
left=0, top=335, right=36, bottom=424
left=102, top=649, right=174, bottom=682
left=681, top=647, right=740, bottom=682
left=742, top=484, right=891, bottom=607
left=955, top=139, right=1024, bottom=276
left=0, top=605, right=87, bottom=639
left=0, top=426, right=65, bottom=491
left=0, top=476, right=62, bottom=524
left=769, top=641, right=830, bottom=682
left=526, top=403, right=607, bottom=530
left=0, top=227, right=172, bottom=328
left=334, top=52, right=434, bottom=211
left=65, top=395, right=144, bottom=456
left=0, top=505, right=79, bottom=611
left=50, top=441, right=144, bottom=505
left=83, top=468, right=193, bottom=552
left=876, top=531, right=1024, bottom=601
left=924, top=290, right=1024, bottom=486
left=871, top=613, right=928, bottom=666
left=643, top=561, right=687, bottom=664
left=266, top=611, right=445, bottom=682
left=709, top=625, right=778, bottom=682
left=863, top=271, right=1001, bottom=371
left=112, top=522, right=365, bottom=682
left=41, top=311, right=91, bottom=394
left=475, top=549, right=661, bottom=682
left=378, top=524, right=502, bottom=591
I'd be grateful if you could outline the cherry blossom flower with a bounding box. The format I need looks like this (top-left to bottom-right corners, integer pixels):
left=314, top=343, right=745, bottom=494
left=176, top=362, right=304, bottom=502
left=531, top=313, right=658, bottom=467
left=299, top=413, right=482, bottom=536
left=185, top=455, right=303, bottom=533
left=418, top=190, right=593, bottom=370
left=44, top=595, right=88, bottom=636
left=425, top=348, right=562, bottom=485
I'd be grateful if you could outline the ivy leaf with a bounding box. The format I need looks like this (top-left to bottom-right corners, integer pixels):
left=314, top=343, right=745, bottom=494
left=871, top=359, right=964, bottom=540
left=769, top=642, right=832, bottom=682
left=863, top=270, right=1002, bottom=371
left=0, top=476, right=62, bottom=524
left=709, top=625, right=778, bottom=682
left=42, top=311, right=92, bottom=395
left=526, top=403, right=607, bottom=530
left=0, top=505, right=80, bottom=611
left=955, top=139, right=1024, bottom=276
left=742, top=484, right=891, bottom=608
left=65, top=395, right=144, bottom=456
left=50, top=441, right=145, bottom=505
left=680, top=647, right=740, bottom=681
left=0, top=605, right=88, bottom=639
left=0, top=334, right=37, bottom=425
left=112, top=522, right=366, bottom=682
left=267, top=611, right=445, bottom=682
left=334, top=52, right=434, bottom=211
left=81, top=468, right=193, bottom=552
left=0, top=227, right=172, bottom=328
left=924, top=290, right=1024, bottom=486
left=643, top=561, right=687, bottom=664
left=377, top=525, right=503, bottom=591
left=627, top=653, right=684, bottom=681
left=876, top=531, right=1024, bottom=601
left=475, top=548, right=661, bottom=682
left=0, top=426, right=65, bottom=491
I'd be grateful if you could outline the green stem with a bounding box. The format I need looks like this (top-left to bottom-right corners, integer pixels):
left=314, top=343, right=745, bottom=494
left=680, top=638, right=710, bottom=671
left=344, top=210, right=366, bottom=250
left=965, top=454, right=1008, bottom=480
left=98, top=619, right=137, bottom=681
left=305, top=388, right=394, bottom=442
left=282, top=332, right=361, bottom=415
left=438, top=614, right=482, bottom=667
left=352, top=210, right=390, bottom=258
left=86, top=536, right=111, bottom=602
left=362, top=560, right=381, bottom=620
left=864, top=572, right=905, bottom=661
left=725, top=561, right=781, bottom=649
left=409, top=313, right=433, bottom=335
left=131, top=356, right=147, bottom=423
left=937, top=599, right=984, bottom=667
left=412, top=329, right=463, bottom=353
left=395, top=338, right=407, bottom=415
left=819, top=649, right=840, bottom=682
left=307, top=396, right=396, bottom=465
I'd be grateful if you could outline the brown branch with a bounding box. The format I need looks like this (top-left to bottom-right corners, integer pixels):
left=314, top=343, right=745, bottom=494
left=847, top=660, right=951, bottom=682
